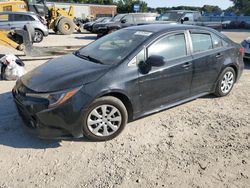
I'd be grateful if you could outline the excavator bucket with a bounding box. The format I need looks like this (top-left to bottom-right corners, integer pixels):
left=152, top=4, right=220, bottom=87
left=0, top=24, right=34, bottom=56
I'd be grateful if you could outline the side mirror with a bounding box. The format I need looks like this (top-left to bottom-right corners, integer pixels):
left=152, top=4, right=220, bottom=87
left=121, top=19, right=127, bottom=23
left=183, top=17, right=189, bottom=21
left=145, top=55, right=165, bottom=67
left=181, top=17, right=189, bottom=24
left=138, top=55, right=165, bottom=74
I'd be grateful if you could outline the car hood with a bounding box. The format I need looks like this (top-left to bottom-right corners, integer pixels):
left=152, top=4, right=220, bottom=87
left=85, top=21, right=94, bottom=26
left=95, top=21, right=116, bottom=27
left=154, top=21, right=178, bottom=24
left=21, top=54, right=111, bottom=92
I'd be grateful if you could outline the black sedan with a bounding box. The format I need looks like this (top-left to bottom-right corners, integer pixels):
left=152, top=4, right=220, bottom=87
left=84, top=17, right=111, bottom=32
left=12, top=24, right=244, bottom=141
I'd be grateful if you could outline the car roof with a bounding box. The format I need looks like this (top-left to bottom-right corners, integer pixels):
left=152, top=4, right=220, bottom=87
left=0, top=11, right=37, bottom=16
left=167, top=10, right=200, bottom=13
left=125, top=24, right=205, bottom=33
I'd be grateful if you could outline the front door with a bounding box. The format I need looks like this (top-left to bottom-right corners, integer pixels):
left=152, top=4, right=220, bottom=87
left=139, top=31, right=193, bottom=112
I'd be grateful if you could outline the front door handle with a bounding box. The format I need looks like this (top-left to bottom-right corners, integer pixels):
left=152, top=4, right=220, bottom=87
left=216, top=53, right=223, bottom=58
left=182, top=62, right=192, bottom=69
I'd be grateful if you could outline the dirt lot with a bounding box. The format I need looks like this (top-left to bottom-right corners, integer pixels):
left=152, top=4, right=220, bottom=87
left=0, top=31, right=250, bottom=188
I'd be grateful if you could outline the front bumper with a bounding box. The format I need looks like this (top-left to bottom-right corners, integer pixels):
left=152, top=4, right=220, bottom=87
left=12, top=84, right=92, bottom=139
left=14, top=97, right=72, bottom=139
left=43, top=29, right=49, bottom=36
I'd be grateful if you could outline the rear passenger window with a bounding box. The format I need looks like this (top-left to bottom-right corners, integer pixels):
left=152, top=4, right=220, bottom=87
left=211, top=34, right=223, bottom=48
left=191, top=33, right=213, bottom=53
left=148, top=33, right=187, bottom=60
left=14, top=14, right=30, bottom=21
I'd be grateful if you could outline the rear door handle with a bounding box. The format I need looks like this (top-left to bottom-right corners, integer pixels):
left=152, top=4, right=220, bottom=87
left=182, top=62, right=192, bottom=69
left=216, top=53, right=223, bottom=58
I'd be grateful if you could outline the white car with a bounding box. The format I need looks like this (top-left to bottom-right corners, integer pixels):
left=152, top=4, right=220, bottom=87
left=241, top=38, right=250, bottom=59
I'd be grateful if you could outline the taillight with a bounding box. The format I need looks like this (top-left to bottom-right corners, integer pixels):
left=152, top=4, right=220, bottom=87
left=239, top=47, right=244, bottom=55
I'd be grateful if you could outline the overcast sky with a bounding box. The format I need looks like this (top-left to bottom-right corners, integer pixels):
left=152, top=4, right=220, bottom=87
left=144, top=0, right=233, bottom=10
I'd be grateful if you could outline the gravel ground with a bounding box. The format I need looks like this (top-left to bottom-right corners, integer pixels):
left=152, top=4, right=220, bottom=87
left=0, top=31, right=249, bottom=188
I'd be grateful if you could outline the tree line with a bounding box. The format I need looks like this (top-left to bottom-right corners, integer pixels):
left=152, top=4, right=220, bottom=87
left=50, top=0, right=250, bottom=15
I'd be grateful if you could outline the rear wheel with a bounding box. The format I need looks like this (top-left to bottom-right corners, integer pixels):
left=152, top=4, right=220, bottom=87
left=33, top=29, right=43, bottom=43
left=214, top=67, right=236, bottom=97
left=57, top=17, right=75, bottom=35
left=82, top=96, right=128, bottom=141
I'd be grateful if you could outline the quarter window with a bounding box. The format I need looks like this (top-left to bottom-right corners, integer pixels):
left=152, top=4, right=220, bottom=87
left=211, top=34, right=223, bottom=48
left=148, top=33, right=187, bottom=60
left=191, top=33, right=213, bottom=53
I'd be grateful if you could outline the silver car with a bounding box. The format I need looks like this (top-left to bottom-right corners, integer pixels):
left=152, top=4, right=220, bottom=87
left=0, top=11, right=49, bottom=43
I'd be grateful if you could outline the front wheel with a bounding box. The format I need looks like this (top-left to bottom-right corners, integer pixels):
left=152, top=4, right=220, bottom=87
left=214, top=67, right=236, bottom=97
left=57, top=17, right=75, bottom=35
left=33, top=29, right=44, bottom=43
left=82, top=96, right=128, bottom=141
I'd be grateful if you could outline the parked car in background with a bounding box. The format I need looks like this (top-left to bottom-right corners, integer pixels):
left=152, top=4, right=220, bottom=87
left=241, top=37, right=250, bottom=59
left=84, top=17, right=111, bottom=32
left=156, top=10, right=222, bottom=30
left=13, top=24, right=244, bottom=141
left=0, top=11, right=48, bottom=43
left=92, top=13, right=158, bottom=36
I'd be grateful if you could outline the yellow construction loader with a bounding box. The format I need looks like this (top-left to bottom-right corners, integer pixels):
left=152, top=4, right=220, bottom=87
left=0, top=0, right=76, bottom=35
left=0, top=24, right=34, bottom=55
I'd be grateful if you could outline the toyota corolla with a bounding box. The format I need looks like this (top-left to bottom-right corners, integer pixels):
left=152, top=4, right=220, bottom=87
left=12, top=24, right=244, bottom=141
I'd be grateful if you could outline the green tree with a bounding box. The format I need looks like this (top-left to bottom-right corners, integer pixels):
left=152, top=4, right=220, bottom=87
left=230, top=0, right=250, bottom=15
left=115, top=0, right=148, bottom=13
left=52, top=0, right=115, bottom=4
left=201, top=5, right=222, bottom=13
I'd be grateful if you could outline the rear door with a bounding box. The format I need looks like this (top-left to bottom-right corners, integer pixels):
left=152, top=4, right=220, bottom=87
left=188, top=30, right=224, bottom=95
left=139, top=31, right=193, bottom=112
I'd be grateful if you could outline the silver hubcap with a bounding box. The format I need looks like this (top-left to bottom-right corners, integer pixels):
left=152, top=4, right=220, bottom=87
left=221, top=71, right=234, bottom=94
left=87, top=105, right=122, bottom=137
left=34, top=31, right=42, bottom=42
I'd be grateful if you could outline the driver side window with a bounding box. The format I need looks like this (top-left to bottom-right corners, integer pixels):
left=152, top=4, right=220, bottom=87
left=183, top=13, right=194, bottom=22
left=122, top=15, right=133, bottom=24
left=147, top=33, right=187, bottom=61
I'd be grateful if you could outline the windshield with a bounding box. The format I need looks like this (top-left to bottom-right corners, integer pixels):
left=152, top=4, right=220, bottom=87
left=111, top=14, right=125, bottom=22
left=103, top=18, right=111, bottom=23
left=157, top=12, right=183, bottom=22
left=95, top=18, right=104, bottom=22
left=77, top=29, right=152, bottom=65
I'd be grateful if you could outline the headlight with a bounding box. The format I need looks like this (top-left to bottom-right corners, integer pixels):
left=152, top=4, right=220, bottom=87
left=26, top=87, right=81, bottom=108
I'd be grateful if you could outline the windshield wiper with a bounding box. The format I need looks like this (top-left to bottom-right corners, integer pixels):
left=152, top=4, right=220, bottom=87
left=74, top=51, right=103, bottom=64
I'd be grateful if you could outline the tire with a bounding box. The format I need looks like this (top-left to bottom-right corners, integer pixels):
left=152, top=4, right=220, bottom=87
left=214, top=67, right=236, bottom=97
left=33, top=29, right=44, bottom=43
left=82, top=96, right=128, bottom=141
left=57, top=17, right=75, bottom=35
